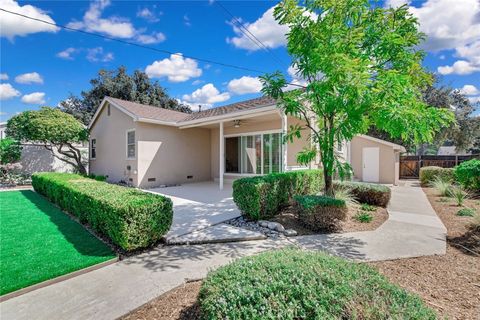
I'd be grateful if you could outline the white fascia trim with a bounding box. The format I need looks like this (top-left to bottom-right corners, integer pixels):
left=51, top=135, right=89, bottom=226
left=178, top=104, right=278, bottom=129
left=136, top=117, right=178, bottom=127
left=358, top=134, right=406, bottom=152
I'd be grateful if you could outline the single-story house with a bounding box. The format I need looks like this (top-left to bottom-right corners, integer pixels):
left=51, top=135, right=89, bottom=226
left=88, top=96, right=405, bottom=189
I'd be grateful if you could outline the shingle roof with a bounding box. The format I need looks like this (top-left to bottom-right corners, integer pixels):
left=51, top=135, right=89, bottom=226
left=107, top=97, right=190, bottom=122
left=106, top=95, right=277, bottom=124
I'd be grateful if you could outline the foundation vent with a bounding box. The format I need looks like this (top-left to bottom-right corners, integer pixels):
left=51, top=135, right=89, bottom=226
left=148, top=178, right=156, bottom=182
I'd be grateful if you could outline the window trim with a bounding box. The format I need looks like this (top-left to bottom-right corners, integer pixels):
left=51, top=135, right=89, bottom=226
left=126, top=129, right=136, bottom=160
left=90, top=138, right=97, bottom=160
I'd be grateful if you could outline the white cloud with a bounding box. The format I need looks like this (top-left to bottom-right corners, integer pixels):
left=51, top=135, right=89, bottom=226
left=0, top=73, right=8, bottom=80
left=176, top=99, right=210, bottom=112
left=184, top=15, right=191, bottom=27
left=182, top=83, right=230, bottom=105
left=21, top=92, right=45, bottom=104
left=0, top=83, right=20, bottom=100
left=459, top=85, right=480, bottom=96
left=0, top=0, right=59, bottom=40
left=437, top=40, right=480, bottom=75
left=227, top=76, right=262, bottom=95
left=15, top=72, right=43, bottom=84
left=56, top=47, right=77, bottom=60
left=468, top=96, right=480, bottom=104
left=384, top=0, right=411, bottom=7
left=438, top=60, right=480, bottom=75
left=145, top=54, right=202, bottom=82
left=86, top=47, right=114, bottom=62
left=192, top=79, right=204, bottom=85
left=136, top=32, right=166, bottom=44
left=137, top=8, right=160, bottom=22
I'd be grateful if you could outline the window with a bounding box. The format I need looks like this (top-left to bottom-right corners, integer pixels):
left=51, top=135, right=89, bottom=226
left=90, top=139, right=96, bottom=159
left=127, top=130, right=135, bottom=159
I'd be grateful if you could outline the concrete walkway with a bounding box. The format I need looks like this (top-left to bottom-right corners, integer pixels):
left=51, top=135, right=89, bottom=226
left=0, top=182, right=446, bottom=320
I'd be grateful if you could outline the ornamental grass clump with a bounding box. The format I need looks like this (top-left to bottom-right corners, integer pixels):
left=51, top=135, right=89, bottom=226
left=431, top=177, right=453, bottom=197
left=449, top=186, right=470, bottom=207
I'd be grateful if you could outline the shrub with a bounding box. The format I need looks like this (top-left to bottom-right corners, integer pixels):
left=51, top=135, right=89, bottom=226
left=457, top=208, right=475, bottom=217
left=294, top=195, right=347, bottom=231
left=333, top=186, right=358, bottom=207
left=87, top=173, right=107, bottom=182
left=419, top=166, right=455, bottom=187
left=449, top=186, right=469, bottom=206
left=32, top=172, right=173, bottom=251
left=355, top=211, right=373, bottom=223
left=360, top=203, right=376, bottom=211
left=0, top=137, right=22, bottom=164
left=233, top=169, right=323, bottom=220
left=334, top=181, right=391, bottom=207
left=199, top=249, right=436, bottom=319
left=455, top=159, right=480, bottom=192
left=431, top=177, right=453, bottom=197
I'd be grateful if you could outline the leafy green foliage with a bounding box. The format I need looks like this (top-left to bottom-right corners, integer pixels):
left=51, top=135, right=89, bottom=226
left=261, top=0, right=454, bottom=195
left=31, top=173, right=173, bottom=251
left=199, top=248, right=436, bottom=319
left=431, top=177, right=453, bottom=197
left=6, top=107, right=88, bottom=174
left=419, top=166, right=455, bottom=187
left=59, top=67, right=192, bottom=125
left=449, top=186, right=469, bottom=207
left=295, top=195, right=347, bottom=231
left=457, top=208, right=475, bottom=217
left=333, top=186, right=358, bottom=207
left=455, top=159, right=480, bottom=192
left=0, top=138, right=22, bottom=164
left=232, top=170, right=323, bottom=220
left=360, top=203, right=376, bottom=211
left=334, top=181, right=391, bottom=207
left=355, top=211, right=374, bottom=223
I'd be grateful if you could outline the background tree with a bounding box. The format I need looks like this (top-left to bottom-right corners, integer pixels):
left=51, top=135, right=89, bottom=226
left=59, top=66, right=191, bottom=125
left=0, top=138, right=22, bottom=164
left=261, top=0, right=454, bottom=196
left=6, top=107, right=88, bottom=174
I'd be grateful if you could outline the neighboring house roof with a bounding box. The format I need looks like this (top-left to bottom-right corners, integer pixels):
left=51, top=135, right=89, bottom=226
left=357, top=134, right=406, bottom=152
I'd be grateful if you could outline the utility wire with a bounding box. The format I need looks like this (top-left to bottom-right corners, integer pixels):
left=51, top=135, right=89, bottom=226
left=0, top=7, right=305, bottom=88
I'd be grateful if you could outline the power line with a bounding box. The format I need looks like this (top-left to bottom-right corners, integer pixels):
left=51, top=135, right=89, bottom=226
left=215, top=1, right=286, bottom=66
left=0, top=7, right=305, bottom=88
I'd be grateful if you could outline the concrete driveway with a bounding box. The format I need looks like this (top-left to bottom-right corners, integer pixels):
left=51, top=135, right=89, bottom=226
left=146, top=181, right=241, bottom=241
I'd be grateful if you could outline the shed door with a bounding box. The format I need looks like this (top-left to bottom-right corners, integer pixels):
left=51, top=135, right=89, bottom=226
left=362, top=147, right=379, bottom=183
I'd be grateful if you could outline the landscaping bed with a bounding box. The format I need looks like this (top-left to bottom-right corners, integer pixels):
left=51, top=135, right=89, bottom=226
left=0, top=190, right=116, bottom=296
left=369, top=187, right=480, bottom=319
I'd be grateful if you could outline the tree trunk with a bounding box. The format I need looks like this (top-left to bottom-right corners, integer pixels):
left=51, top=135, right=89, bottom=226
left=76, top=162, right=87, bottom=175
left=324, top=170, right=334, bottom=197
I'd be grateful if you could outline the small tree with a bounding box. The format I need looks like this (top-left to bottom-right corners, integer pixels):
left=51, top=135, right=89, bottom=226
left=261, top=0, right=454, bottom=196
left=6, top=107, right=88, bottom=174
left=0, top=138, right=22, bottom=164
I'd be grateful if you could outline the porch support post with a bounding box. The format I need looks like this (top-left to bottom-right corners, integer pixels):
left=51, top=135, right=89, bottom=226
left=281, top=113, right=288, bottom=172
left=219, top=121, right=224, bottom=190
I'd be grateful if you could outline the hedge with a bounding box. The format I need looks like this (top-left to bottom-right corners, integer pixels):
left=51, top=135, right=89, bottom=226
left=334, top=180, right=391, bottom=207
left=294, top=195, right=347, bottom=231
left=455, top=159, right=480, bottom=192
left=232, top=170, right=324, bottom=220
left=199, top=248, right=436, bottom=319
left=32, top=173, right=173, bottom=251
left=419, top=166, right=455, bottom=186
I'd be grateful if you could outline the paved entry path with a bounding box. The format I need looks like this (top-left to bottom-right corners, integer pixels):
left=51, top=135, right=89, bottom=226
left=0, top=182, right=446, bottom=320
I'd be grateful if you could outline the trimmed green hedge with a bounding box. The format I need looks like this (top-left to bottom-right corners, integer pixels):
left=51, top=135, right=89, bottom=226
left=32, top=173, right=173, bottom=251
left=295, top=195, right=347, bottom=231
left=455, top=159, right=480, bottom=192
left=232, top=170, right=324, bottom=220
left=334, top=181, right=391, bottom=207
left=199, top=248, right=436, bottom=319
left=419, top=166, right=455, bottom=186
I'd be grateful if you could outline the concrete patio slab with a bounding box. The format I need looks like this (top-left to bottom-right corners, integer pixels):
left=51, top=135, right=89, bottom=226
left=166, top=223, right=267, bottom=245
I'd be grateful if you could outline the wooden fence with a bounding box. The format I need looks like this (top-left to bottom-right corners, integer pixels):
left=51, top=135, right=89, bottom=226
left=400, top=154, right=479, bottom=179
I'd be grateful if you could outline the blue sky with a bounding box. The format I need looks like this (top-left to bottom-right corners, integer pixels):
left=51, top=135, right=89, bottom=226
left=0, top=0, right=479, bottom=122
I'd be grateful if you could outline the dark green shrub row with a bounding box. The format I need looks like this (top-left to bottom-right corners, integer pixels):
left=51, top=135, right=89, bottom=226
left=455, top=159, right=480, bottom=192
left=32, top=172, right=173, bottom=251
left=199, top=248, right=436, bottom=319
left=232, top=170, right=323, bottom=220
left=294, top=195, right=347, bottom=231
left=419, top=166, right=455, bottom=186
left=86, top=173, right=107, bottom=182
left=334, top=180, right=391, bottom=207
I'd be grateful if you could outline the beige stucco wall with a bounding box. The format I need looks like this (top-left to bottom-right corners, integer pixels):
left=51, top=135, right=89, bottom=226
left=350, top=136, right=399, bottom=185
left=136, top=123, right=211, bottom=188
left=89, top=102, right=139, bottom=185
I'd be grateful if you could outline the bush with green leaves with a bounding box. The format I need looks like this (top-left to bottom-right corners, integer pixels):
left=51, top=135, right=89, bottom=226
left=32, top=172, right=173, bottom=251
left=457, top=208, right=475, bottom=217
left=360, top=203, right=376, bottom=211
left=355, top=211, right=374, bottom=223
left=295, top=195, right=347, bottom=231
left=0, top=138, right=22, bottom=165
left=232, top=170, right=323, bottom=220
left=419, top=166, right=455, bottom=187
left=455, top=159, right=480, bottom=192
left=334, top=181, right=391, bottom=207
left=199, top=248, right=436, bottom=319
left=449, top=186, right=469, bottom=206
left=431, top=177, right=453, bottom=197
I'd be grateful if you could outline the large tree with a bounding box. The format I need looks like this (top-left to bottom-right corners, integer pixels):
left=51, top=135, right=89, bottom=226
left=6, top=107, right=88, bottom=174
left=261, top=0, right=454, bottom=196
left=60, top=66, right=191, bottom=125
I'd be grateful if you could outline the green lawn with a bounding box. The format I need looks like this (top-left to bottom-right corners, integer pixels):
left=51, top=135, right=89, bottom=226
left=0, top=190, right=116, bottom=295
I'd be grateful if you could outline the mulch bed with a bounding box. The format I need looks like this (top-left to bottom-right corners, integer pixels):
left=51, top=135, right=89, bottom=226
left=271, top=205, right=388, bottom=236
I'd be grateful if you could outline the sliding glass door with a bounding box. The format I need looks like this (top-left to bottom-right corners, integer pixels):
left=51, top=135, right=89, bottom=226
left=225, top=132, right=282, bottom=175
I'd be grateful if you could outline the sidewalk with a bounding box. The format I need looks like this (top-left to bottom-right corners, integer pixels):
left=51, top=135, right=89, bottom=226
left=0, top=182, right=446, bottom=320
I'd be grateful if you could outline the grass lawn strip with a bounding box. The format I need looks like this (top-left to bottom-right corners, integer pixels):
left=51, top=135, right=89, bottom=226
left=0, top=190, right=116, bottom=295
